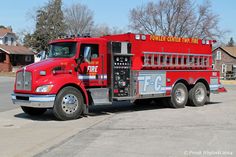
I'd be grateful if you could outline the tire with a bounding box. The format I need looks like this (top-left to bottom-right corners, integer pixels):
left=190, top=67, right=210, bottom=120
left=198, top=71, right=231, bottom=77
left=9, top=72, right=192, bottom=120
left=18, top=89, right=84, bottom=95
left=169, top=83, right=188, bottom=108
left=53, top=87, right=84, bottom=121
left=189, top=82, right=207, bottom=107
left=21, top=106, right=47, bottom=116
left=206, top=95, right=210, bottom=104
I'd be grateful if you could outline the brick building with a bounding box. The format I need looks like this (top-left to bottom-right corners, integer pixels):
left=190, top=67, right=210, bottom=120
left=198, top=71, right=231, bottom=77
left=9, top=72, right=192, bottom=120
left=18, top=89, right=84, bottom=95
left=212, top=47, right=236, bottom=79
left=0, top=28, right=34, bottom=72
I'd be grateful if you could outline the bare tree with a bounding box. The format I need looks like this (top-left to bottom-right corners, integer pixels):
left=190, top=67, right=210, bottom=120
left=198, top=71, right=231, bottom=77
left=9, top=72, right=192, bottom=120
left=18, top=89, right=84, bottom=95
left=129, top=0, right=224, bottom=39
left=64, top=3, right=94, bottom=35
left=91, top=24, right=126, bottom=37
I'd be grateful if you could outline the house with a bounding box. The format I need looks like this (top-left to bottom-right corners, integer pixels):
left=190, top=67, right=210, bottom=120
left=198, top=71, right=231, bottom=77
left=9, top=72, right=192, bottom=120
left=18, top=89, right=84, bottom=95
left=212, top=46, right=236, bottom=79
left=0, top=28, right=34, bottom=72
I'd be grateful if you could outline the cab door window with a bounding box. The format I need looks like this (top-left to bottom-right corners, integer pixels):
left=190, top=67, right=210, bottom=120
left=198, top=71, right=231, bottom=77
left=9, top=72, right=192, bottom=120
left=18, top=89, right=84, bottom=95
left=80, top=44, right=99, bottom=59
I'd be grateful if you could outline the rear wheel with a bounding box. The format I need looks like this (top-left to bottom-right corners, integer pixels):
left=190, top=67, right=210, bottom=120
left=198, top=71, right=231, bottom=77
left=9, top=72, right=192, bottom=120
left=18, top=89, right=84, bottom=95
left=189, top=82, right=207, bottom=106
left=53, top=87, right=84, bottom=121
left=21, top=106, right=47, bottom=116
left=169, top=83, right=188, bottom=108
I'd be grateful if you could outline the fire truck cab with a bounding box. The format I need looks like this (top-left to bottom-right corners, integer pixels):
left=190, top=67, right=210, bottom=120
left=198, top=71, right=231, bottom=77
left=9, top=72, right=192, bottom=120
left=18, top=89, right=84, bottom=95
left=11, top=33, right=226, bottom=120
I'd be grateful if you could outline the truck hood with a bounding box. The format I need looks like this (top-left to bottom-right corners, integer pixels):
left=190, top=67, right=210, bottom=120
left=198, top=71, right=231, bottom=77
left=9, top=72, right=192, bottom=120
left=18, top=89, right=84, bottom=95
left=14, top=58, right=77, bottom=94
left=21, top=58, right=75, bottom=73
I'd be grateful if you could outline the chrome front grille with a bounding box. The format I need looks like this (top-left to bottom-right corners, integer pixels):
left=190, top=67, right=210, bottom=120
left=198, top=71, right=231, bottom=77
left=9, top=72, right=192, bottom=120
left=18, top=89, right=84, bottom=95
left=16, top=71, right=32, bottom=91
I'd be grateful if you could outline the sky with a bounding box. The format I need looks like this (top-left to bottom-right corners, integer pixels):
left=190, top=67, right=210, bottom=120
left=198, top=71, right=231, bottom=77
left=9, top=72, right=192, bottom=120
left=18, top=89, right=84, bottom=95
left=0, top=0, right=235, bottom=42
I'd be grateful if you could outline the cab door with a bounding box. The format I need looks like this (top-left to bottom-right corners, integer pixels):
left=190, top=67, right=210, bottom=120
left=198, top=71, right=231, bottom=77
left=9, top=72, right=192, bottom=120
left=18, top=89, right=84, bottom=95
left=78, top=43, right=107, bottom=87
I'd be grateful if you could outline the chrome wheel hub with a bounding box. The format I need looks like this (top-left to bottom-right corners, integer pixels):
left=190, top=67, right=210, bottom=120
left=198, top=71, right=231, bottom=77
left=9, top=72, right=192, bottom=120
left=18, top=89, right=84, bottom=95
left=175, top=88, right=186, bottom=104
left=195, top=87, right=205, bottom=102
left=61, top=94, right=78, bottom=114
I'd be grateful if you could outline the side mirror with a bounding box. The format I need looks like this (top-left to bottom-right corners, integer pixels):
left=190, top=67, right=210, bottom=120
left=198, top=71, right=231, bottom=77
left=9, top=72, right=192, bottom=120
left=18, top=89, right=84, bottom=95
left=83, top=46, right=91, bottom=63
left=36, top=53, right=41, bottom=58
left=40, top=51, right=47, bottom=61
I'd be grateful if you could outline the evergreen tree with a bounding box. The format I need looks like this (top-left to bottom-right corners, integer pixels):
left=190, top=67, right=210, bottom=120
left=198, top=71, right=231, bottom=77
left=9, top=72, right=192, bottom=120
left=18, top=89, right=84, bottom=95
left=24, top=0, right=65, bottom=52
left=0, top=25, right=7, bottom=29
left=227, top=37, right=235, bottom=47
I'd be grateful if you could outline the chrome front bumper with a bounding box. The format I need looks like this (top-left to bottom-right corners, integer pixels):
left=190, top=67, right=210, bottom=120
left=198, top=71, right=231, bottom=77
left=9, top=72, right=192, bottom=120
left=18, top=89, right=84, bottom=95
left=11, top=93, right=56, bottom=108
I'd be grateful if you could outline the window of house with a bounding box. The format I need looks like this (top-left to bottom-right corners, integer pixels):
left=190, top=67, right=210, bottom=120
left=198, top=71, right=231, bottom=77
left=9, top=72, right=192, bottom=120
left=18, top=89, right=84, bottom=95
left=80, top=44, right=99, bottom=59
left=212, top=64, right=215, bottom=70
left=25, top=56, right=32, bottom=62
left=216, top=50, right=221, bottom=60
left=222, top=64, right=226, bottom=73
left=4, top=37, right=8, bottom=44
left=0, top=53, right=6, bottom=62
left=11, top=38, right=14, bottom=45
left=233, top=65, right=236, bottom=78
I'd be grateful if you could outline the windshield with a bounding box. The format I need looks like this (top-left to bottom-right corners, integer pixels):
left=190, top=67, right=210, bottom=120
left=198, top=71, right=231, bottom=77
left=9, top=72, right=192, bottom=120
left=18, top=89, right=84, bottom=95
left=48, top=42, right=76, bottom=58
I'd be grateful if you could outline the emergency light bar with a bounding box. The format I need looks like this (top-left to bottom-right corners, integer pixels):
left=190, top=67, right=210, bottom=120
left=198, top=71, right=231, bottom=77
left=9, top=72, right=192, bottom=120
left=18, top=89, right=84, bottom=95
left=202, top=40, right=212, bottom=45
left=135, top=34, right=146, bottom=41
left=57, top=33, right=91, bottom=39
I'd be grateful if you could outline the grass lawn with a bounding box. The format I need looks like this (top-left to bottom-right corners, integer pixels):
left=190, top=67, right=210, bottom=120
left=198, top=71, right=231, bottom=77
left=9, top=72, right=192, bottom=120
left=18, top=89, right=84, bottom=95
left=0, top=72, right=16, bottom=77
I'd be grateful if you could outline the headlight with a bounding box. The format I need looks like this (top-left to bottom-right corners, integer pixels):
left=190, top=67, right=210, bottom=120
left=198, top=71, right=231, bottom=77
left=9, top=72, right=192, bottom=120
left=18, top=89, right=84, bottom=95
left=36, top=85, right=53, bottom=93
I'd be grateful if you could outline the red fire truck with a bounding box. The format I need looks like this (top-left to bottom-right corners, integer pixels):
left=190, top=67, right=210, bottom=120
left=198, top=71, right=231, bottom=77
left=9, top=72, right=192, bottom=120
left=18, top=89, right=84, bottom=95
left=11, top=33, right=226, bottom=120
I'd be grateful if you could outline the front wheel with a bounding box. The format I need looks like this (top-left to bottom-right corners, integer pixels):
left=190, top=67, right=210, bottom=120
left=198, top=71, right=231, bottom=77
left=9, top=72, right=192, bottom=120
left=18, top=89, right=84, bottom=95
left=169, top=83, right=188, bottom=108
left=53, top=87, right=84, bottom=121
left=21, top=106, right=47, bottom=116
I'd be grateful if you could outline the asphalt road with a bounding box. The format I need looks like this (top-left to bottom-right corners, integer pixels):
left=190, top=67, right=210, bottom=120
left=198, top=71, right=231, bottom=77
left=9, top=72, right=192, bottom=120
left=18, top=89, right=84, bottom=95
left=0, top=77, right=235, bottom=157
left=0, top=77, right=16, bottom=112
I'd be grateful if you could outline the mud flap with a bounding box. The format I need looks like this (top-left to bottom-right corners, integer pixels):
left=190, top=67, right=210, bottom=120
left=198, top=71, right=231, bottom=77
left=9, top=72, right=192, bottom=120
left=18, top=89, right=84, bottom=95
left=83, top=104, right=89, bottom=115
left=218, top=84, right=227, bottom=93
